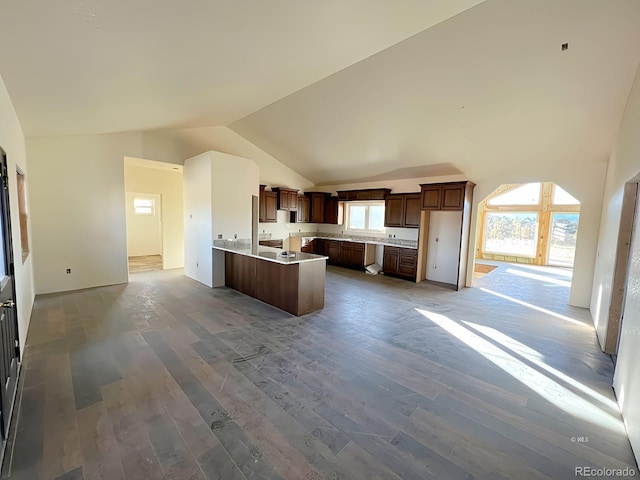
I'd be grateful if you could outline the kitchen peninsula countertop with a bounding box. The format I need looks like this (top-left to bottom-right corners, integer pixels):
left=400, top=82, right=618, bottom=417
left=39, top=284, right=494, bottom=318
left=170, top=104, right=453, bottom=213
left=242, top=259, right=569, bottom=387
left=213, top=243, right=328, bottom=265
left=297, top=235, right=418, bottom=249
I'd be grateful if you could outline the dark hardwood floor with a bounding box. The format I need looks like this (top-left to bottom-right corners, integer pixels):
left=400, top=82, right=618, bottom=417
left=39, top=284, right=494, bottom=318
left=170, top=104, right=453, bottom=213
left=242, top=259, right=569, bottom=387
left=2, top=263, right=637, bottom=479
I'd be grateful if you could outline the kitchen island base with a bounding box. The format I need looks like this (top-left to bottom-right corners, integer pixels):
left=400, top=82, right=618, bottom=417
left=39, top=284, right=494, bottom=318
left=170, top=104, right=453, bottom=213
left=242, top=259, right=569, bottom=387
left=223, top=251, right=326, bottom=316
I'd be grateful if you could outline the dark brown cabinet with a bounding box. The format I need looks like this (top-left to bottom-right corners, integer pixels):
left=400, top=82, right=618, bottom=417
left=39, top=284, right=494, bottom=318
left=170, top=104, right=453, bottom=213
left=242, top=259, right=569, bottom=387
left=384, top=195, right=405, bottom=227
left=272, top=187, right=299, bottom=211
left=384, top=193, right=421, bottom=228
left=441, top=184, right=465, bottom=210
left=341, top=242, right=365, bottom=268
left=259, top=185, right=278, bottom=223
left=337, top=188, right=391, bottom=201
left=297, top=195, right=310, bottom=223
left=324, top=196, right=340, bottom=224
left=306, top=192, right=330, bottom=224
left=383, top=246, right=417, bottom=280
left=264, top=192, right=277, bottom=222
left=404, top=195, right=421, bottom=227
left=420, top=182, right=466, bottom=211
left=325, top=240, right=341, bottom=264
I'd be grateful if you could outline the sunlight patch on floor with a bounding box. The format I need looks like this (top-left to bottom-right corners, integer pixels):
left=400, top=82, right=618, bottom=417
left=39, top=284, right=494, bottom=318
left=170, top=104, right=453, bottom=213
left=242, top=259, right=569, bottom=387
left=479, top=287, right=587, bottom=327
left=505, top=268, right=572, bottom=287
left=417, top=309, right=625, bottom=434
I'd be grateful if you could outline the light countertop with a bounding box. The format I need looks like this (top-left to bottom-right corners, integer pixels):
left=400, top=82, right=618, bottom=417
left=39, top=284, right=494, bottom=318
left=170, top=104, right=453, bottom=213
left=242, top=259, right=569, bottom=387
left=299, top=236, right=418, bottom=250
left=213, top=244, right=328, bottom=265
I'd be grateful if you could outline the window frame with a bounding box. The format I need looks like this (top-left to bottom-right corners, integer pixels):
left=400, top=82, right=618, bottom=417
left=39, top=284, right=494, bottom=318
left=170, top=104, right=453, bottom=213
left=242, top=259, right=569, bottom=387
left=133, top=197, right=155, bottom=216
left=482, top=211, right=540, bottom=258
left=344, top=201, right=386, bottom=234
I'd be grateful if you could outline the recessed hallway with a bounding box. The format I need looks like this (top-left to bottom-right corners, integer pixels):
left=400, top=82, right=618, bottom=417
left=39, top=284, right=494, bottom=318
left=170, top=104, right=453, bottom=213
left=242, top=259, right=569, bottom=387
left=2, top=264, right=637, bottom=479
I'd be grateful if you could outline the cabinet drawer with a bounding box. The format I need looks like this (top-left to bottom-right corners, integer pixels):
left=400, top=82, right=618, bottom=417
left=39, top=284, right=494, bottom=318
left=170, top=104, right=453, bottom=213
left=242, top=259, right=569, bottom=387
left=384, top=246, right=399, bottom=255
left=398, top=264, right=417, bottom=278
left=399, top=254, right=417, bottom=266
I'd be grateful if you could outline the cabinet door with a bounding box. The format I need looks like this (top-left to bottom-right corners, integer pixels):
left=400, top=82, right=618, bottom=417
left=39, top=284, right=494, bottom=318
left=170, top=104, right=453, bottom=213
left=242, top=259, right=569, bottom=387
left=265, top=192, right=278, bottom=222
left=326, top=241, right=341, bottom=264
left=403, top=195, right=422, bottom=228
left=324, top=197, right=339, bottom=224
left=310, top=194, right=325, bottom=223
left=341, top=242, right=364, bottom=268
left=384, top=195, right=405, bottom=227
left=315, top=239, right=326, bottom=255
left=421, top=186, right=442, bottom=210
left=441, top=185, right=465, bottom=210
left=383, top=250, right=399, bottom=275
left=259, top=186, right=266, bottom=222
left=288, top=191, right=298, bottom=211
left=297, top=196, right=309, bottom=223
left=279, top=190, right=289, bottom=210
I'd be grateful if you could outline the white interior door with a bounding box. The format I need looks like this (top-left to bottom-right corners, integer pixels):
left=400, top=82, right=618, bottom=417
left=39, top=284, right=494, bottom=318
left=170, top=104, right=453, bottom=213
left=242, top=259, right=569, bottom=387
left=426, top=211, right=462, bottom=285
left=125, top=192, right=163, bottom=256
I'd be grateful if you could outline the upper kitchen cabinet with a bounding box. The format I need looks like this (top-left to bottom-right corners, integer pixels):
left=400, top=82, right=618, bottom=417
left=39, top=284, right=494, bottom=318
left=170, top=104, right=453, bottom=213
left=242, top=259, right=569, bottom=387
left=420, top=182, right=470, bottom=211
left=271, top=187, right=299, bottom=211
left=384, top=193, right=421, bottom=228
left=296, top=195, right=310, bottom=223
left=305, top=192, right=330, bottom=223
left=324, top=196, right=343, bottom=225
left=259, top=185, right=277, bottom=223
left=337, top=188, right=391, bottom=201
left=184, top=151, right=259, bottom=288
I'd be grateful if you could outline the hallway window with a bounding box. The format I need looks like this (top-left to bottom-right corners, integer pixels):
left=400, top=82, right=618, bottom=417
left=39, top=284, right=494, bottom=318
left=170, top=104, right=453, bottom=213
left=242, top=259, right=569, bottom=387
left=134, top=197, right=155, bottom=215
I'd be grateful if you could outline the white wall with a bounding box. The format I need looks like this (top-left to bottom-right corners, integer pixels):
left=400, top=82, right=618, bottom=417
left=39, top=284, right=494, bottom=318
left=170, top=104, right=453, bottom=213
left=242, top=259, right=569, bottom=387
left=614, top=191, right=640, bottom=460
left=0, top=75, right=35, bottom=354
left=124, top=164, right=184, bottom=269
left=183, top=153, right=212, bottom=286
left=593, top=63, right=640, bottom=459
left=592, top=63, right=640, bottom=349
left=183, top=151, right=259, bottom=287
left=27, top=133, right=142, bottom=294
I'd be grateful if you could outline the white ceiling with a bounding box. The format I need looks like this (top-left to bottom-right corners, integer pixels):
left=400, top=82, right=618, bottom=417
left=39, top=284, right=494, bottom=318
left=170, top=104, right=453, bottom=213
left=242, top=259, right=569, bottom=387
left=0, top=0, right=485, bottom=137
left=230, top=0, right=640, bottom=184
left=2, top=0, right=639, bottom=187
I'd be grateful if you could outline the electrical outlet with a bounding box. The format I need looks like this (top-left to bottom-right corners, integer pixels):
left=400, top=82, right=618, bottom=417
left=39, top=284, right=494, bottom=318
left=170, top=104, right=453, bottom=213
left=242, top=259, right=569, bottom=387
left=234, top=234, right=237, bottom=239
left=217, top=234, right=223, bottom=239
left=66, top=268, right=71, bottom=274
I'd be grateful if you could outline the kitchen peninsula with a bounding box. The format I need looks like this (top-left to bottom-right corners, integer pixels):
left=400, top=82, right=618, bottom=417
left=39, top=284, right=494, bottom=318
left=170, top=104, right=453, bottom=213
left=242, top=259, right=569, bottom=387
left=213, top=242, right=328, bottom=316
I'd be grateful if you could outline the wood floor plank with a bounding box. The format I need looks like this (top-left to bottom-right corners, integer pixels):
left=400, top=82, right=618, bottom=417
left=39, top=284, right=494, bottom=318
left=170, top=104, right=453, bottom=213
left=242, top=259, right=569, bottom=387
left=4, top=264, right=637, bottom=479
left=76, top=402, right=125, bottom=480
left=41, top=353, right=81, bottom=480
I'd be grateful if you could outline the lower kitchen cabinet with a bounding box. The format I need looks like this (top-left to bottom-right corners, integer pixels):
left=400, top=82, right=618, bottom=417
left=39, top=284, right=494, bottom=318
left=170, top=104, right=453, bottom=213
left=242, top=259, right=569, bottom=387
left=325, top=240, right=341, bottom=264
left=341, top=242, right=365, bottom=268
left=383, top=246, right=417, bottom=281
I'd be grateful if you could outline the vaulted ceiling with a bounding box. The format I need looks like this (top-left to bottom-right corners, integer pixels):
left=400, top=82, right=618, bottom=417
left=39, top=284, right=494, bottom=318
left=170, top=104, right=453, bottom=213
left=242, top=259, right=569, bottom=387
left=1, top=0, right=640, bottom=185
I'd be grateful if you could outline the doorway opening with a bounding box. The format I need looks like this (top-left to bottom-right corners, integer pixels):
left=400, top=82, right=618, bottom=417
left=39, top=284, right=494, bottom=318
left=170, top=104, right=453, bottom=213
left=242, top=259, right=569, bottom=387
left=123, top=157, right=184, bottom=275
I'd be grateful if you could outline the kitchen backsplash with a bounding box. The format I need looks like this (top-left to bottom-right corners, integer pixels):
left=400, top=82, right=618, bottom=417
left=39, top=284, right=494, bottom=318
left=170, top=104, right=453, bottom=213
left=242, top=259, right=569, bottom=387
left=289, top=231, right=418, bottom=248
